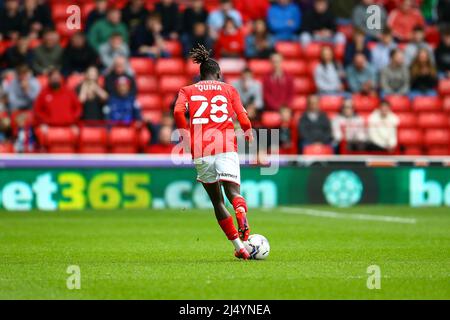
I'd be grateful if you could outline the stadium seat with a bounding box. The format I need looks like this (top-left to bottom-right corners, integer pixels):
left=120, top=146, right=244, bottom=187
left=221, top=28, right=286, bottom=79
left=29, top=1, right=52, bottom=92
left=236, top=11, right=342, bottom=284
left=275, top=42, right=302, bottom=59
left=417, top=113, right=449, bottom=129
left=130, top=58, right=154, bottom=75
left=142, top=110, right=163, bottom=124
left=424, top=129, right=450, bottom=146
left=352, top=95, right=380, bottom=112
left=261, top=111, right=282, bottom=129
left=334, top=44, right=345, bottom=62
left=218, top=58, right=246, bottom=75
left=45, top=127, right=78, bottom=154
left=398, top=128, right=423, bottom=146
left=293, top=77, right=315, bottom=94
left=165, top=40, right=183, bottom=57
left=0, top=142, right=14, bottom=153
left=403, top=146, right=423, bottom=155
left=319, top=95, right=344, bottom=112
left=109, top=127, right=138, bottom=154
left=51, top=4, right=69, bottom=21
left=248, top=60, right=272, bottom=76
left=282, top=60, right=307, bottom=76
left=185, top=59, right=200, bottom=77
left=56, top=21, right=78, bottom=38
left=155, top=58, right=185, bottom=75
left=412, top=96, right=442, bottom=112
left=303, top=144, right=334, bottom=155
left=291, top=95, right=307, bottom=112
left=159, top=76, right=188, bottom=94
left=438, top=78, right=450, bottom=96
left=66, top=74, right=84, bottom=90
left=137, top=94, right=162, bottom=110
left=136, top=76, right=158, bottom=93
left=426, top=147, right=449, bottom=156
left=303, top=43, right=322, bottom=60
left=139, top=127, right=152, bottom=150
left=425, top=25, right=440, bottom=48
left=384, top=95, right=411, bottom=112
left=397, top=112, right=417, bottom=128
left=79, top=127, right=108, bottom=154
left=443, top=96, right=450, bottom=112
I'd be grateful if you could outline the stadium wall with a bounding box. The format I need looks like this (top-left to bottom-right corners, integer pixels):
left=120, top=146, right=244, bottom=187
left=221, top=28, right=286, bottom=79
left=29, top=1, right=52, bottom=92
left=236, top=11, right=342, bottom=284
left=0, top=155, right=449, bottom=211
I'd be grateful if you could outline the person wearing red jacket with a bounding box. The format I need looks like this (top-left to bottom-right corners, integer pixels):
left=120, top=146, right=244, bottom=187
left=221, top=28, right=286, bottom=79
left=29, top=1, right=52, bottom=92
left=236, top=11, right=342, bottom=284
left=33, top=69, right=82, bottom=126
left=234, top=0, right=269, bottom=22
left=262, top=53, right=294, bottom=111
left=215, top=18, right=245, bottom=58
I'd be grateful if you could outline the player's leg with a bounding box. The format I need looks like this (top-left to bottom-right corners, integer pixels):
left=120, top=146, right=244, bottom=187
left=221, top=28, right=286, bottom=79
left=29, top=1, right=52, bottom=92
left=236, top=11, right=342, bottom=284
left=215, top=152, right=250, bottom=241
left=202, top=182, right=249, bottom=260
left=222, top=181, right=250, bottom=241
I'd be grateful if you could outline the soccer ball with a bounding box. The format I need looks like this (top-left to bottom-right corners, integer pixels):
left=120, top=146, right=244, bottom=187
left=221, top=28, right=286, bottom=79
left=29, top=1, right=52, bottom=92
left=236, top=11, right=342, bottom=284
left=244, top=234, right=270, bottom=260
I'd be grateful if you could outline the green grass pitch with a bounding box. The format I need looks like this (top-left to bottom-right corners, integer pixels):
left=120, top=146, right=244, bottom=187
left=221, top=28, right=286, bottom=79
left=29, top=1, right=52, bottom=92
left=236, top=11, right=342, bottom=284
left=0, top=206, right=449, bottom=300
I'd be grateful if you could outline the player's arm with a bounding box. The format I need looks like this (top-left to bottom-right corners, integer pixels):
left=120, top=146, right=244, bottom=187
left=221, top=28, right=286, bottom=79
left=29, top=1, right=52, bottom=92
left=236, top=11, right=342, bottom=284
left=173, top=88, right=189, bottom=130
left=231, top=87, right=253, bottom=141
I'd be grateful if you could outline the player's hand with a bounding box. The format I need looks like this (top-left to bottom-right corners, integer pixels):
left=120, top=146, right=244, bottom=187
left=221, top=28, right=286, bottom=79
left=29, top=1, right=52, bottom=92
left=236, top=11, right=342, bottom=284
left=245, top=131, right=254, bottom=143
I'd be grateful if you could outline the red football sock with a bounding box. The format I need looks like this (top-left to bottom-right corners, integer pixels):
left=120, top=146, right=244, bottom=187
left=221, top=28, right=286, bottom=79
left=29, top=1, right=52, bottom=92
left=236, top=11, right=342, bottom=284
left=218, top=216, right=239, bottom=240
left=232, top=196, right=248, bottom=213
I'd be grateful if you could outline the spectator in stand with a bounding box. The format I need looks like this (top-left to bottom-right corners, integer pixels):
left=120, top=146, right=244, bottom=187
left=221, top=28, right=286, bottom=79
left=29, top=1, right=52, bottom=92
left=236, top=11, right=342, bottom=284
left=404, top=26, right=435, bottom=66
left=182, top=22, right=213, bottom=58
left=344, top=28, right=371, bottom=67
left=33, top=68, right=82, bottom=126
left=267, top=0, right=302, bottom=41
left=131, top=14, right=169, bottom=59
left=105, top=76, right=141, bottom=124
left=279, top=107, right=293, bottom=152
left=148, top=112, right=175, bottom=144
left=21, top=0, right=53, bottom=39
left=435, top=27, right=450, bottom=78
left=121, top=0, right=149, bottom=36
left=234, top=0, right=269, bottom=22
left=232, top=68, right=264, bottom=112
left=154, top=0, right=180, bottom=39
left=300, top=0, right=345, bottom=46
left=105, top=56, right=137, bottom=97
left=77, top=66, right=108, bottom=121
left=352, top=0, right=387, bottom=40
left=207, top=0, right=243, bottom=39
left=62, top=32, right=98, bottom=75
left=371, top=28, right=397, bottom=72
left=85, top=0, right=109, bottom=32
left=2, top=35, right=33, bottom=70
left=181, top=0, right=208, bottom=36
left=410, top=47, right=438, bottom=97
left=245, top=19, right=275, bottom=59
left=367, top=101, right=399, bottom=152
left=330, top=0, right=357, bottom=20
left=346, top=53, right=377, bottom=94
left=99, top=33, right=130, bottom=70
left=4, top=64, right=40, bottom=112
left=147, top=125, right=175, bottom=154
left=298, top=95, right=332, bottom=150
left=215, top=18, right=245, bottom=58
left=332, top=99, right=367, bottom=152
left=0, top=0, right=23, bottom=41
left=32, top=28, right=63, bottom=75
left=263, top=53, right=294, bottom=111
left=314, top=46, right=345, bottom=95
left=88, top=8, right=129, bottom=52
left=437, top=0, right=450, bottom=29
left=388, top=0, right=425, bottom=42
left=381, top=48, right=410, bottom=96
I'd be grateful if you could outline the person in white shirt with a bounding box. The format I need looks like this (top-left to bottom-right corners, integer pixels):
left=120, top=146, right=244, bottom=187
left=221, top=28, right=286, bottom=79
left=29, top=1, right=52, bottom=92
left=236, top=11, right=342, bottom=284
left=332, top=99, right=367, bottom=151
left=367, top=101, right=399, bottom=151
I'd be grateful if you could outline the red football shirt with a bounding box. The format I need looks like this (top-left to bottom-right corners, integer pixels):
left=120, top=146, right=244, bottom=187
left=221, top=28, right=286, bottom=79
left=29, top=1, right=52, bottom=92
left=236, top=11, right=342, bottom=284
left=174, top=80, right=248, bottom=159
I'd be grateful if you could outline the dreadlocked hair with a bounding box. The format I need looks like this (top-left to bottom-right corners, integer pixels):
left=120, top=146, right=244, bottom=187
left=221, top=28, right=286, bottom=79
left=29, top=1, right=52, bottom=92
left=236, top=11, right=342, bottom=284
left=190, top=44, right=221, bottom=80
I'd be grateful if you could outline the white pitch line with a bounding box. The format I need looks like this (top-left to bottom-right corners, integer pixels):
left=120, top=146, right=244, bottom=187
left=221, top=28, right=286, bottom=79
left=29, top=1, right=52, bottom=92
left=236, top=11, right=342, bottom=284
left=280, top=207, right=417, bottom=224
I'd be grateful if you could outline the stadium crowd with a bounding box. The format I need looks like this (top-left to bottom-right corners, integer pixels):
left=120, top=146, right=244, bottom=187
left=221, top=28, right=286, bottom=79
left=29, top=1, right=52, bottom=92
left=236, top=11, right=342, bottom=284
left=0, top=0, right=449, bottom=155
